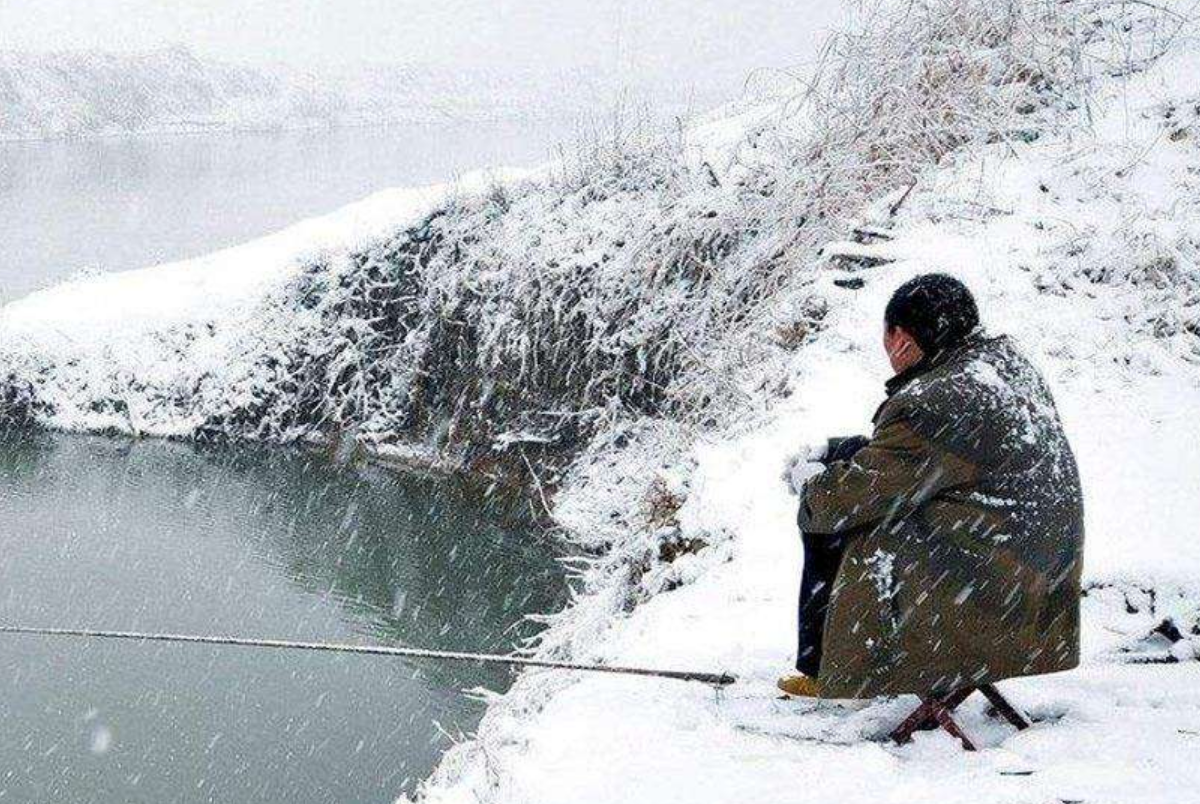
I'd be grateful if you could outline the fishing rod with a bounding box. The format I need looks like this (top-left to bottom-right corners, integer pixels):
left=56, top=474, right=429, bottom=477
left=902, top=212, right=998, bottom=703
left=0, top=625, right=737, bottom=687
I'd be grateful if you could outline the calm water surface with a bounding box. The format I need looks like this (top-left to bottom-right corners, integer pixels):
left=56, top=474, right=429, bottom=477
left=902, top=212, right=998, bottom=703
left=0, top=122, right=569, bottom=302
left=0, top=432, right=566, bottom=803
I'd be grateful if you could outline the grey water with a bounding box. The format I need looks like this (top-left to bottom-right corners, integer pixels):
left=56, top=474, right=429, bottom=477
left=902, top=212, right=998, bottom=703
left=0, top=432, right=567, bottom=803
left=0, top=121, right=569, bottom=302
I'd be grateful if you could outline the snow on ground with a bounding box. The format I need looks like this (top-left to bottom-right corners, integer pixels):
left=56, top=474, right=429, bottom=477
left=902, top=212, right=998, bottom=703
left=421, top=259, right=1200, bottom=800
left=419, top=34, right=1200, bottom=804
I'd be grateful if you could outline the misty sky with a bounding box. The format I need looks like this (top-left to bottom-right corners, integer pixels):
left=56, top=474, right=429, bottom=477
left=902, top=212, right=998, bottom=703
left=0, top=0, right=845, bottom=98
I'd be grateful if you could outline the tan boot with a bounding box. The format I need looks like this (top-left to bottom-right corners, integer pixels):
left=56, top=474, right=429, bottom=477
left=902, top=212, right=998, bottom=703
left=777, top=673, right=822, bottom=698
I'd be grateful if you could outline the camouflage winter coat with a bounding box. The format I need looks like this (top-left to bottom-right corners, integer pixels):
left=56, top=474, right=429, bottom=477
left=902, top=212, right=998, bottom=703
left=798, top=334, right=1084, bottom=699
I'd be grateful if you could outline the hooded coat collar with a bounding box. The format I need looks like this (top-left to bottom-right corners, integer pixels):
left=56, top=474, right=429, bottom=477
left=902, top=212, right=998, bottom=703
left=884, top=357, right=932, bottom=398
left=876, top=330, right=988, bottom=419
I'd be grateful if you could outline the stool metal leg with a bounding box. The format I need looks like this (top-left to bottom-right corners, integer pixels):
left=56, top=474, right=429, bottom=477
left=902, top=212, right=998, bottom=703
left=891, top=684, right=1030, bottom=751
left=890, top=687, right=978, bottom=749
left=932, top=702, right=978, bottom=751
left=891, top=697, right=942, bottom=745
left=978, top=683, right=1031, bottom=730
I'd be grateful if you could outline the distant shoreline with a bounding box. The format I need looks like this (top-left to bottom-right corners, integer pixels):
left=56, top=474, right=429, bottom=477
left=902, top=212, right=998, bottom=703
left=0, top=45, right=690, bottom=148
left=0, top=113, right=577, bottom=146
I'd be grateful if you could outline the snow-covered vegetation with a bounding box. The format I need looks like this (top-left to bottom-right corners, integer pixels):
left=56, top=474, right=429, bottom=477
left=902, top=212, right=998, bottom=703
left=2, top=0, right=1199, bottom=801
left=0, top=45, right=617, bottom=140
left=0, top=0, right=1089, bottom=461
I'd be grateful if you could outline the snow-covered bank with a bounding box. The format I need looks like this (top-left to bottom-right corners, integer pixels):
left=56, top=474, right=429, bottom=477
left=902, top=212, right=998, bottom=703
left=421, top=177, right=1200, bottom=800
left=0, top=167, right=535, bottom=440
left=0, top=0, right=1078, bottom=469
left=415, top=4, right=1200, bottom=801
left=3, top=1, right=1199, bottom=802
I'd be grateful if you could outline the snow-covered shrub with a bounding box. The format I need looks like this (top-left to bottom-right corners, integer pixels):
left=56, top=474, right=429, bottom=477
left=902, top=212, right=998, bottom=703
left=749, top=0, right=1076, bottom=229
left=1021, top=1, right=1200, bottom=363
left=156, top=0, right=1095, bottom=479
left=0, top=373, right=34, bottom=432
left=8, top=1, right=1188, bottom=494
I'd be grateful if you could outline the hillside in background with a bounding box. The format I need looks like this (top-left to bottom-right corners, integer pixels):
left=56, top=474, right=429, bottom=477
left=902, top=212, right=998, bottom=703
left=0, top=45, right=659, bottom=140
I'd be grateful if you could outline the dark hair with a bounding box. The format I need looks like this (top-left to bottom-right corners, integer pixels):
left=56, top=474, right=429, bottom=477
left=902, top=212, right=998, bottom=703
left=884, top=274, right=980, bottom=354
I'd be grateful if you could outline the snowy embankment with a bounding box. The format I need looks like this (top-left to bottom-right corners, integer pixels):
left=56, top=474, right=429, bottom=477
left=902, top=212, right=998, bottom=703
left=418, top=4, right=1200, bottom=802
left=426, top=123, right=1200, bottom=802
left=2, top=1, right=1199, bottom=802
left=0, top=168, right=534, bottom=442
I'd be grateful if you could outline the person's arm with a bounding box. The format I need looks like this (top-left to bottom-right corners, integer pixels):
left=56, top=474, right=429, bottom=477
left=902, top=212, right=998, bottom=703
left=821, top=435, right=870, bottom=465
left=798, top=401, right=976, bottom=535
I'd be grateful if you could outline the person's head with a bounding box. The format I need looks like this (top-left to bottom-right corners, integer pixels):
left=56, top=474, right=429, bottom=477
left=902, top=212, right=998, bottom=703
left=883, top=274, right=980, bottom=374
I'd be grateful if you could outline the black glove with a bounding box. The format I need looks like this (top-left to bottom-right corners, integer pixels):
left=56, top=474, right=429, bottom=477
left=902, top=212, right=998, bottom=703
left=821, top=435, right=870, bottom=465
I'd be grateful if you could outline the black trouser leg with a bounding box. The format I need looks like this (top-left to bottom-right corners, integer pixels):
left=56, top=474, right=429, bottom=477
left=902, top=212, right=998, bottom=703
left=795, top=532, right=848, bottom=676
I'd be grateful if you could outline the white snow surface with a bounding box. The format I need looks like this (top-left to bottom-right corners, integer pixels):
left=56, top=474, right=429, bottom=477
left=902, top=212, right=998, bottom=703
left=417, top=33, right=1200, bottom=804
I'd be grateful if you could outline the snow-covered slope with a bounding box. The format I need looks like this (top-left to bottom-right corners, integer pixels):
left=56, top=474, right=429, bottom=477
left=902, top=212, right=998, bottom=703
left=0, top=46, right=617, bottom=140
left=415, top=4, right=1200, bottom=802
left=2, top=1, right=1199, bottom=802
left=421, top=62, right=1200, bottom=797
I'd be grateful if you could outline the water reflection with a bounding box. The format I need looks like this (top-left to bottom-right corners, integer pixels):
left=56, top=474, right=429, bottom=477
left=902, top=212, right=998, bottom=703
left=0, top=431, right=567, bottom=802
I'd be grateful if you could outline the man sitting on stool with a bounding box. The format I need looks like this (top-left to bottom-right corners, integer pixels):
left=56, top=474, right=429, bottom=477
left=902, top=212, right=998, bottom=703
left=779, top=274, right=1085, bottom=700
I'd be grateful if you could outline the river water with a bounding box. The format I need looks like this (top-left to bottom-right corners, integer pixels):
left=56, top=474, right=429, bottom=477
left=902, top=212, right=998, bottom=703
left=0, top=433, right=566, bottom=803
left=0, top=122, right=573, bottom=801
left=0, top=121, right=569, bottom=302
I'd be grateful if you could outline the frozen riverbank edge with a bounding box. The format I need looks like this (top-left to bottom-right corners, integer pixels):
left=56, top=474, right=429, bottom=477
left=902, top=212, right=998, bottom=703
left=3, top=2, right=1200, bottom=802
